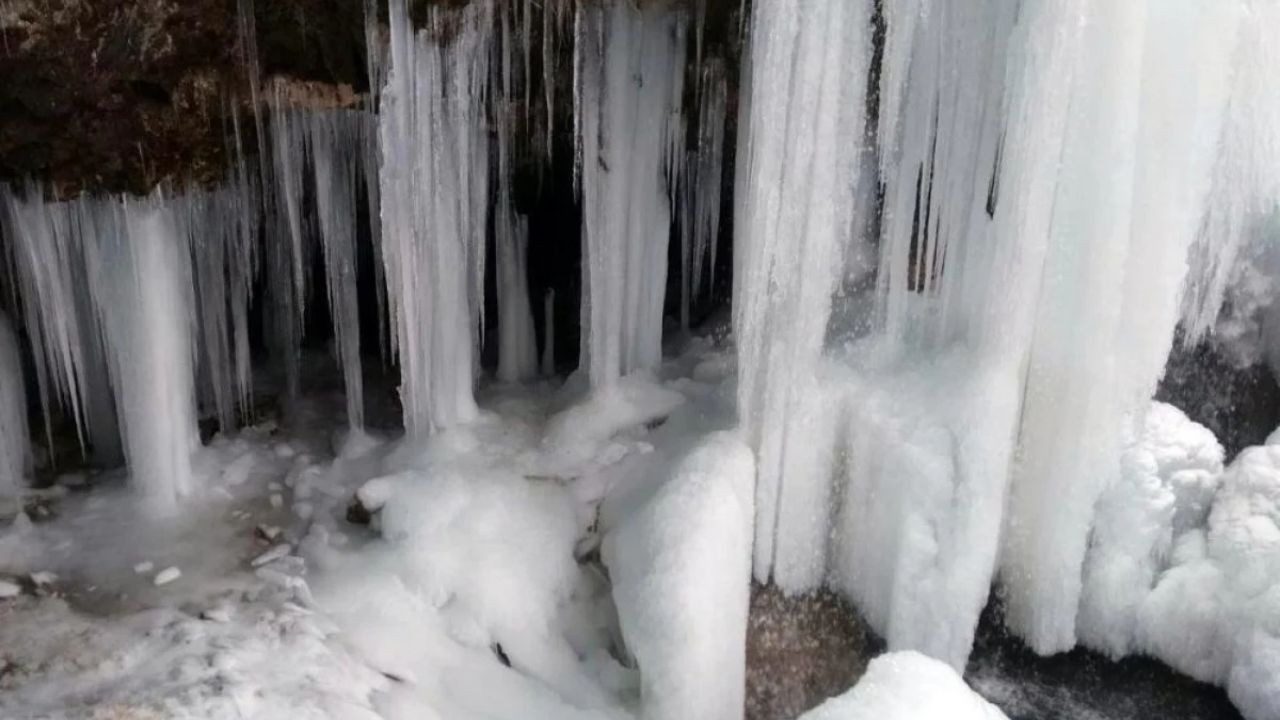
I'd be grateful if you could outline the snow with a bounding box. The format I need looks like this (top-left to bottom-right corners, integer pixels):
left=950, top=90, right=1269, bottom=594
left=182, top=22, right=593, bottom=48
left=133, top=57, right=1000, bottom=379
left=602, top=432, right=754, bottom=720
left=798, top=652, right=1008, bottom=720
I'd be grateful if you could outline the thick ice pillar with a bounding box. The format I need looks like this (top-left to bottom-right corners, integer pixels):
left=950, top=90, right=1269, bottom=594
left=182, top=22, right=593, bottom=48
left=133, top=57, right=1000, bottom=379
left=574, top=0, right=687, bottom=387
left=732, top=0, right=873, bottom=587
left=377, top=0, right=492, bottom=435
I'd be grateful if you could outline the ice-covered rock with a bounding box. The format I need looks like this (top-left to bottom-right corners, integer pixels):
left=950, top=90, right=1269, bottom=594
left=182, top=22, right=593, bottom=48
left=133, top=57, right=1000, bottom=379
left=1080, top=402, right=1224, bottom=657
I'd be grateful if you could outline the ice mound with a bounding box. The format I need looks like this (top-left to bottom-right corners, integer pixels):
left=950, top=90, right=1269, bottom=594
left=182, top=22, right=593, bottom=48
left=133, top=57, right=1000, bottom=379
left=357, top=467, right=581, bottom=646
left=1080, top=402, right=1224, bottom=657
left=1125, top=431, right=1280, bottom=720
left=798, top=651, right=1008, bottom=720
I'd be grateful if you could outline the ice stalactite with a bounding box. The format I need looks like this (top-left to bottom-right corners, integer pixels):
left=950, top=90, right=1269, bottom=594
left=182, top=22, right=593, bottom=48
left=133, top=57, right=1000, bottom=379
left=494, top=2, right=540, bottom=384
left=377, top=0, right=493, bottom=435
left=0, top=312, right=29, bottom=497
left=1, top=187, right=120, bottom=464
left=574, top=0, right=688, bottom=388
left=84, top=198, right=199, bottom=514
left=679, top=59, right=728, bottom=331
left=732, top=0, right=873, bottom=588
left=542, top=289, right=556, bottom=376
left=1, top=189, right=94, bottom=452
left=1000, top=0, right=1240, bottom=654
left=266, top=99, right=311, bottom=411
left=1180, top=3, right=1280, bottom=342
left=310, top=110, right=370, bottom=431
left=736, top=0, right=1250, bottom=668
left=495, top=207, right=538, bottom=383
left=187, top=180, right=258, bottom=435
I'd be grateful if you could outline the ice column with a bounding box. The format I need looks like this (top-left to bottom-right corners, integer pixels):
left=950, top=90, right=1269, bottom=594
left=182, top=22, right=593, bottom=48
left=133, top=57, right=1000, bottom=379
left=495, top=5, right=539, bottom=383
left=377, top=0, right=492, bottom=435
left=733, top=0, right=873, bottom=585
left=85, top=198, right=199, bottom=513
left=574, top=0, right=687, bottom=387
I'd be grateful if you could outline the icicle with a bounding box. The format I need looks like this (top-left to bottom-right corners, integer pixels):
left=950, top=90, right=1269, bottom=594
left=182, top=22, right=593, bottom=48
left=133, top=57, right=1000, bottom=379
left=1181, top=3, right=1280, bottom=341
left=542, top=289, right=556, bottom=376
left=0, top=312, right=29, bottom=497
left=1, top=186, right=95, bottom=453
left=310, top=110, right=368, bottom=431
left=574, top=0, right=688, bottom=387
left=496, top=210, right=538, bottom=383
left=377, top=0, right=493, bottom=435
left=680, top=59, right=728, bottom=329
left=733, top=0, right=874, bottom=588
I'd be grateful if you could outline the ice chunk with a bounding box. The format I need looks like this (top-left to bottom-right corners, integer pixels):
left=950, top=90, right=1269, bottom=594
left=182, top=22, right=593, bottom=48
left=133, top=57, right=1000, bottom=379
left=0, top=579, right=21, bottom=598
left=153, top=567, right=182, bottom=586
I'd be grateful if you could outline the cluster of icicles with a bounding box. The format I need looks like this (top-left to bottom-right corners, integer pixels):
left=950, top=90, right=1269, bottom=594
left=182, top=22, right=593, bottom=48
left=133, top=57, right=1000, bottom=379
left=2, top=0, right=1279, bottom=677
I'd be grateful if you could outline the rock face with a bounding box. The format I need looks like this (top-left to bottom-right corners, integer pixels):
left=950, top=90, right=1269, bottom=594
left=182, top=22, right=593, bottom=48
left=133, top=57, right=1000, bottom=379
left=746, top=584, right=883, bottom=720
left=0, top=0, right=367, bottom=195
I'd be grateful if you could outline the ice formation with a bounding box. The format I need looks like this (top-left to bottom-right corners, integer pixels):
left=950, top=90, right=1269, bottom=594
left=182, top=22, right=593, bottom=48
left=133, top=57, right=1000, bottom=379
left=309, top=110, right=373, bottom=430
left=0, top=313, right=29, bottom=496
left=376, top=0, right=493, bottom=435
left=733, top=0, right=873, bottom=588
left=494, top=4, right=540, bottom=384
left=730, top=0, right=1269, bottom=669
left=85, top=198, right=200, bottom=513
left=574, top=0, right=687, bottom=387
left=602, top=432, right=754, bottom=720
left=1079, top=402, right=1224, bottom=658
left=678, top=59, right=728, bottom=329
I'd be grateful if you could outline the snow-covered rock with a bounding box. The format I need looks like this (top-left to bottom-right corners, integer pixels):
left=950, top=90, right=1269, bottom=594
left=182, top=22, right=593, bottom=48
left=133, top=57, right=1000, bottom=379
left=798, top=651, right=1008, bottom=720
left=1132, top=435, right=1280, bottom=720
left=1079, top=402, right=1224, bottom=657
left=603, top=431, right=755, bottom=720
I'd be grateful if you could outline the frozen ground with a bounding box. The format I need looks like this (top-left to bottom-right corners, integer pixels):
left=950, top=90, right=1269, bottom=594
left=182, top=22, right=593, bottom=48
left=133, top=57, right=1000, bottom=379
left=0, top=340, right=752, bottom=720
left=0, top=344, right=1272, bottom=720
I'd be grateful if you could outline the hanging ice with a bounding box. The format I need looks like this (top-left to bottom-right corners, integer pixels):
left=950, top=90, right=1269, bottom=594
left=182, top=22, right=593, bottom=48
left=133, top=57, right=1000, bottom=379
left=377, top=0, right=493, bottom=435
left=0, top=312, right=29, bottom=497
left=495, top=4, right=540, bottom=384
left=733, top=0, right=873, bottom=587
left=85, top=197, right=200, bottom=513
left=574, top=0, right=687, bottom=387
left=310, top=110, right=371, bottom=430
left=679, top=60, right=728, bottom=330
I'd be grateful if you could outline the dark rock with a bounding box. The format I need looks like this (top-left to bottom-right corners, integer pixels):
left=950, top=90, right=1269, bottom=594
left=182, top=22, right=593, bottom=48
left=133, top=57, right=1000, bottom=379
left=746, top=583, right=882, bottom=720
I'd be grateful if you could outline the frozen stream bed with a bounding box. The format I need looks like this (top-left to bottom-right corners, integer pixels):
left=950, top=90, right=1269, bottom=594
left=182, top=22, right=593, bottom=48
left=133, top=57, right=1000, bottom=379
left=0, top=345, right=1264, bottom=720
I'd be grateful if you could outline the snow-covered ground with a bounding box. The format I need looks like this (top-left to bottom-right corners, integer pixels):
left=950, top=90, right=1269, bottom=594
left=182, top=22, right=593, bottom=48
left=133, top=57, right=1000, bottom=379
left=0, top=340, right=755, bottom=720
